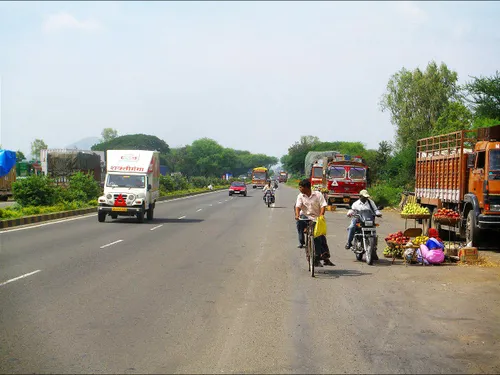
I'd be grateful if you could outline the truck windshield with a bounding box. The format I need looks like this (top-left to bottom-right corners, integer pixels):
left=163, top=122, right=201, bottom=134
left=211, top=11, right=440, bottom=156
left=253, top=172, right=267, bottom=180
left=313, top=167, right=323, bottom=178
left=328, top=166, right=345, bottom=179
left=107, top=174, right=145, bottom=188
left=349, top=167, right=366, bottom=180
left=489, top=150, right=500, bottom=171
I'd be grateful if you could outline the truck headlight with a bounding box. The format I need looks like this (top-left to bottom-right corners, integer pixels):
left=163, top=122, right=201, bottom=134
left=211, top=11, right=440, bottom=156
left=106, top=194, right=112, bottom=199
left=127, top=194, right=135, bottom=202
left=490, top=204, right=500, bottom=212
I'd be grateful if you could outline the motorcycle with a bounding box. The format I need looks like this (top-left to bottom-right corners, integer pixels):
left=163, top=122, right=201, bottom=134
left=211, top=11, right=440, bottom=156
left=350, top=209, right=382, bottom=265
left=264, top=190, right=275, bottom=207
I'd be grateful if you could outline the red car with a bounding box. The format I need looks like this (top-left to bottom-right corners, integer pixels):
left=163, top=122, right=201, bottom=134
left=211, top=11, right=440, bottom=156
left=229, top=181, right=247, bottom=197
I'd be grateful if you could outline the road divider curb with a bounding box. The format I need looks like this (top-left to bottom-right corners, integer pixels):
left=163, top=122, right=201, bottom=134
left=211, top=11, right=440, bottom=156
left=0, top=187, right=229, bottom=229
left=0, top=208, right=97, bottom=229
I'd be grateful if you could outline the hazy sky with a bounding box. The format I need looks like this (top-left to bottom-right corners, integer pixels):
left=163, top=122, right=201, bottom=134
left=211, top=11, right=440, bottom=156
left=1, top=1, right=499, bottom=159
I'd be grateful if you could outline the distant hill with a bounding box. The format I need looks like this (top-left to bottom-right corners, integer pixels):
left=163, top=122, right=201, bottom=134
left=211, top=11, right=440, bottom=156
left=65, top=137, right=101, bottom=150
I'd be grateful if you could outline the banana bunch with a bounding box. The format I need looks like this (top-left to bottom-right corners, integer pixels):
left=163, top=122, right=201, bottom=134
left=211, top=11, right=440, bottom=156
left=383, top=246, right=393, bottom=256
left=413, top=236, right=429, bottom=246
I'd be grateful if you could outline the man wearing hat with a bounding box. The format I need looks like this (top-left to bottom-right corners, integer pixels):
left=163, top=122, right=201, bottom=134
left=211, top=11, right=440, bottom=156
left=345, top=189, right=382, bottom=250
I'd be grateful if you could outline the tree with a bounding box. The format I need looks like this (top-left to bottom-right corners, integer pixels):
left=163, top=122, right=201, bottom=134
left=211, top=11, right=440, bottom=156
left=16, top=150, right=26, bottom=161
left=380, top=61, right=459, bottom=149
left=31, top=139, right=48, bottom=160
left=463, top=71, right=500, bottom=120
left=91, top=134, right=169, bottom=154
left=101, top=128, right=118, bottom=143
left=432, top=101, right=473, bottom=135
left=280, top=135, right=320, bottom=174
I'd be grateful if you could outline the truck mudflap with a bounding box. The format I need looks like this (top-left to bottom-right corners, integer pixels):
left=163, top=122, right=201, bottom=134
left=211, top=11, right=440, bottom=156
left=98, top=206, right=144, bottom=215
left=477, top=214, right=500, bottom=229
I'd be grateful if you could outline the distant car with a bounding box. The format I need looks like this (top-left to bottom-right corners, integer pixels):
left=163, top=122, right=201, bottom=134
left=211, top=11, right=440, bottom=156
left=229, top=181, right=247, bottom=197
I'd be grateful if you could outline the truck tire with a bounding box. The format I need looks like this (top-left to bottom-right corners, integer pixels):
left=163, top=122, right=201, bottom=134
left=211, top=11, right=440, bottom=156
left=466, top=210, right=479, bottom=246
left=147, top=207, right=154, bottom=221
left=137, top=210, right=145, bottom=223
left=98, top=211, right=106, bottom=222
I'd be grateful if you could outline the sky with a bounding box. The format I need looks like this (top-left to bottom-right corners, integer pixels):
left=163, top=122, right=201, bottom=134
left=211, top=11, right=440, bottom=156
left=1, top=1, right=499, bottom=160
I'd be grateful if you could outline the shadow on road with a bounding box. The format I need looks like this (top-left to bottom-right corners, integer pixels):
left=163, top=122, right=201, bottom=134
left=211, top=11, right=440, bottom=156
left=270, top=206, right=288, bottom=209
left=107, top=218, right=204, bottom=224
left=315, top=268, right=372, bottom=278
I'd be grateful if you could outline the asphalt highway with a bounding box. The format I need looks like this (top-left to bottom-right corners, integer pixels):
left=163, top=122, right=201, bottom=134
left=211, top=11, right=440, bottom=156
left=1, top=186, right=499, bottom=374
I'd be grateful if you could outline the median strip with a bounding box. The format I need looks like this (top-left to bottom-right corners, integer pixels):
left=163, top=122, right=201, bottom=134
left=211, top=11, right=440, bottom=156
left=100, top=240, right=123, bottom=249
left=0, top=270, right=41, bottom=287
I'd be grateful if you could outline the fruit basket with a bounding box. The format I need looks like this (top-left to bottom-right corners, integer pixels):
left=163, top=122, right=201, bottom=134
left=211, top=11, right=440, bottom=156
left=433, top=208, right=461, bottom=225
left=400, top=213, right=431, bottom=219
left=401, top=202, right=431, bottom=220
left=434, top=216, right=460, bottom=225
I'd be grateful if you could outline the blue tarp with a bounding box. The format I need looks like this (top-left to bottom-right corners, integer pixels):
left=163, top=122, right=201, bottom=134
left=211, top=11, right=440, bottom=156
left=0, top=150, right=16, bottom=177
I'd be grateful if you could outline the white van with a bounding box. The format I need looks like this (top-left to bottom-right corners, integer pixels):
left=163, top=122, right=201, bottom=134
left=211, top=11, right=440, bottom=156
left=97, top=150, right=160, bottom=223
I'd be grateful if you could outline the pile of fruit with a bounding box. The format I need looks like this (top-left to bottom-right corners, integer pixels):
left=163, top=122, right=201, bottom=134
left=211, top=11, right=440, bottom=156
left=413, top=235, right=429, bottom=246
left=385, top=231, right=410, bottom=245
left=402, top=202, right=430, bottom=216
left=434, top=208, right=460, bottom=221
left=383, top=246, right=393, bottom=257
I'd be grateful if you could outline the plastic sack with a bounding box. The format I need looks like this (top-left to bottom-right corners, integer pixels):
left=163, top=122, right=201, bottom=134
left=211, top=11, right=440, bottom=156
left=0, top=150, right=16, bottom=177
left=314, top=215, right=327, bottom=237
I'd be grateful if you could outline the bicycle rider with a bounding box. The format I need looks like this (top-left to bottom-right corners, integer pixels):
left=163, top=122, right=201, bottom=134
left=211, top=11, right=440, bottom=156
left=295, top=179, right=334, bottom=267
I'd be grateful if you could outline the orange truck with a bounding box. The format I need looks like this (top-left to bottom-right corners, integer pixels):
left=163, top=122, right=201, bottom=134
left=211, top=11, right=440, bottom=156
left=414, top=125, right=500, bottom=246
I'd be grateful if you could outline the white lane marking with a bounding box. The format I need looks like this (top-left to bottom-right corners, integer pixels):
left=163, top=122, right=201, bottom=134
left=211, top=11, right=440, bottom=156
left=156, top=190, right=227, bottom=205
left=100, top=239, right=123, bottom=249
left=0, top=270, right=41, bottom=287
left=0, top=213, right=97, bottom=234
left=218, top=201, right=222, bottom=204
left=150, top=224, right=163, bottom=231
left=196, top=209, right=202, bottom=212
left=209, top=204, right=213, bottom=207
left=225, top=199, right=229, bottom=202
left=178, top=216, right=186, bottom=219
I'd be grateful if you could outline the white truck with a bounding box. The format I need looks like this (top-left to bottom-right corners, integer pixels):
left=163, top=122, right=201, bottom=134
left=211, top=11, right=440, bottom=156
left=97, top=150, right=160, bottom=223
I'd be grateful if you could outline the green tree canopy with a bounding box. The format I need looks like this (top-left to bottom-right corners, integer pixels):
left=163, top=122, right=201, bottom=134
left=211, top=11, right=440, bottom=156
left=91, top=134, right=170, bottom=154
left=101, top=128, right=119, bottom=143
left=380, top=60, right=459, bottom=149
left=31, top=139, right=48, bottom=160
left=463, top=71, right=500, bottom=120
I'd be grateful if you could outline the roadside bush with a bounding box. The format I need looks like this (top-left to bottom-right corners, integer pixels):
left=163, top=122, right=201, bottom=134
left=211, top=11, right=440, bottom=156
left=12, top=175, right=59, bottom=206
left=368, top=183, right=401, bottom=208
left=65, top=172, right=101, bottom=201
left=159, top=175, right=175, bottom=192
left=190, top=176, right=209, bottom=188
left=172, top=174, right=190, bottom=191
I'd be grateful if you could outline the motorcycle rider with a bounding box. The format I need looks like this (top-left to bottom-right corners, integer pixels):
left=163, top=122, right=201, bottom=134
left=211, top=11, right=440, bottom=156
left=262, top=179, right=275, bottom=202
left=345, top=189, right=382, bottom=251
left=295, top=179, right=335, bottom=267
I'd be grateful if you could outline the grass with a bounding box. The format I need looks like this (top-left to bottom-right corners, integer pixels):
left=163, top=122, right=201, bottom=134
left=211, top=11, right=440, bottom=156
left=0, top=200, right=98, bottom=221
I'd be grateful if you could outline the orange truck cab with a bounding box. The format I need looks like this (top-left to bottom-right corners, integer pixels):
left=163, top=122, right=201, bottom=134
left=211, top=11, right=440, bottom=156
left=414, top=125, right=500, bottom=246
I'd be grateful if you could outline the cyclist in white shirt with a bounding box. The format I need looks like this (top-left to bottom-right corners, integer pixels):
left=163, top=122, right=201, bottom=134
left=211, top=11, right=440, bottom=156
left=345, top=189, right=382, bottom=249
left=295, top=179, right=334, bottom=267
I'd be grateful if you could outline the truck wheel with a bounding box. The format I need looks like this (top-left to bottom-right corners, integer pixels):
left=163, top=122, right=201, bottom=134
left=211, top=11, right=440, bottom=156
left=147, top=207, right=154, bottom=221
left=98, top=212, right=106, bottom=222
left=137, top=210, right=145, bottom=223
left=466, top=210, right=479, bottom=246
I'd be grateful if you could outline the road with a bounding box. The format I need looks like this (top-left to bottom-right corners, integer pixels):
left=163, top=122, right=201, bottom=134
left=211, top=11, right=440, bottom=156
left=1, top=186, right=500, bottom=374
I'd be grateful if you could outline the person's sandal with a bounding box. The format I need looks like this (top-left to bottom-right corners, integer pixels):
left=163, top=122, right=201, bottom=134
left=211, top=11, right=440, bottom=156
left=323, top=259, right=335, bottom=266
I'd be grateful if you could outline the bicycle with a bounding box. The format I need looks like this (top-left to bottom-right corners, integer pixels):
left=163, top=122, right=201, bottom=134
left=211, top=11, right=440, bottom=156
left=298, top=216, right=316, bottom=277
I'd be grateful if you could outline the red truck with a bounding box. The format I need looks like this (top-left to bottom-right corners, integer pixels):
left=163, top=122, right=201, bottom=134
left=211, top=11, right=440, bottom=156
left=305, top=151, right=369, bottom=206
left=413, top=125, right=500, bottom=246
left=326, top=154, right=369, bottom=206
